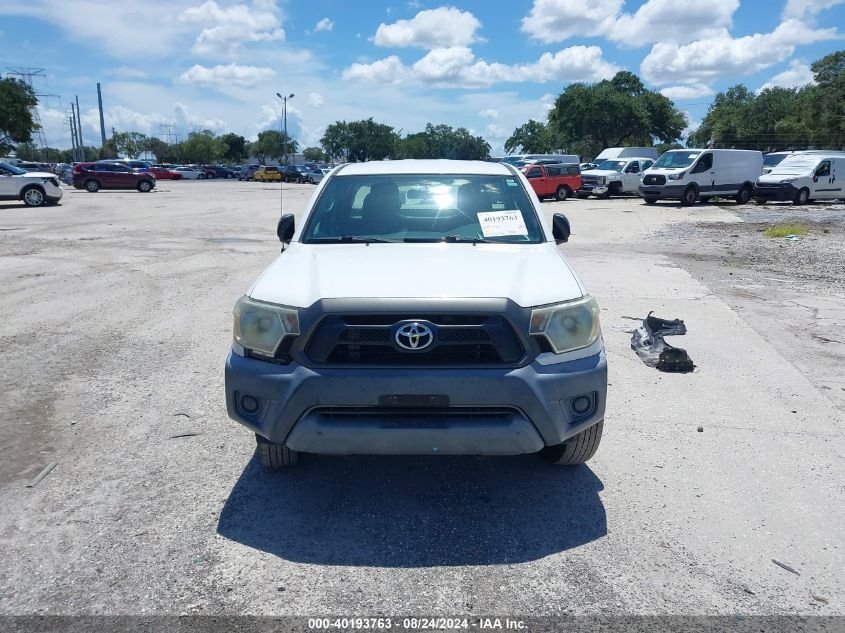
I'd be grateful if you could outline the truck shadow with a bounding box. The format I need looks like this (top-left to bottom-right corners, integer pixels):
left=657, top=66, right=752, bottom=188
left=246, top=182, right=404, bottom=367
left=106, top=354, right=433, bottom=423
left=217, top=454, right=606, bottom=567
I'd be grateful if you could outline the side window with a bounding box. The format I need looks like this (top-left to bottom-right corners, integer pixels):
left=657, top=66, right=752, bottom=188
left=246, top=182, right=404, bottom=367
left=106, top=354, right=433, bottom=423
left=95, top=164, right=112, bottom=172
left=545, top=166, right=561, bottom=176
left=567, top=165, right=580, bottom=175
left=625, top=162, right=640, bottom=173
left=815, top=160, right=831, bottom=177
left=642, top=160, right=654, bottom=170
left=692, top=153, right=713, bottom=173
left=526, top=167, right=542, bottom=179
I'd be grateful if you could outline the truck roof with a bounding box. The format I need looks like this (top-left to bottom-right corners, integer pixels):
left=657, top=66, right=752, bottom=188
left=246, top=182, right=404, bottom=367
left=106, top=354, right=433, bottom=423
left=338, top=159, right=512, bottom=176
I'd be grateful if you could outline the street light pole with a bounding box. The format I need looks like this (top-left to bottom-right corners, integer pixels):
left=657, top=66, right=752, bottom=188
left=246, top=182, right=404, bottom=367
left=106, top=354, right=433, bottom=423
left=276, top=92, right=294, bottom=166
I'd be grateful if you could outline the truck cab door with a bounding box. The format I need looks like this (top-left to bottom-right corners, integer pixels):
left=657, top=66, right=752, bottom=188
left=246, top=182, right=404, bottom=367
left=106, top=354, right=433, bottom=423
left=690, top=152, right=714, bottom=192
left=526, top=166, right=546, bottom=195
left=623, top=161, right=641, bottom=191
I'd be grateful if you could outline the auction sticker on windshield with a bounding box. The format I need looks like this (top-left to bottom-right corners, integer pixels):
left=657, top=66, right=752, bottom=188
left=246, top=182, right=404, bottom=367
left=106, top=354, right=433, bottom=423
left=477, top=210, right=528, bottom=237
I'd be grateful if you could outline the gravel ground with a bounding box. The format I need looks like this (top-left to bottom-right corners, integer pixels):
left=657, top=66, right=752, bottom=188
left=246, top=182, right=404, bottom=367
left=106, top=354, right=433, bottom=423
left=0, top=182, right=842, bottom=622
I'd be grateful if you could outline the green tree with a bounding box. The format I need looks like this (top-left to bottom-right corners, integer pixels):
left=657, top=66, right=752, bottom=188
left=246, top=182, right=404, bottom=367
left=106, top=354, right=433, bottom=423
left=220, top=133, right=247, bottom=163
left=321, top=119, right=398, bottom=162
left=807, top=51, right=845, bottom=148
left=180, top=130, right=226, bottom=164
left=0, top=77, right=38, bottom=151
left=393, top=124, right=490, bottom=160
left=14, top=142, right=40, bottom=160
left=394, top=132, right=431, bottom=159
left=548, top=71, right=686, bottom=152
left=504, top=120, right=554, bottom=154
left=302, top=146, right=326, bottom=162
left=255, top=130, right=297, bottom=164
left=106, top=131, right=147, bottom=158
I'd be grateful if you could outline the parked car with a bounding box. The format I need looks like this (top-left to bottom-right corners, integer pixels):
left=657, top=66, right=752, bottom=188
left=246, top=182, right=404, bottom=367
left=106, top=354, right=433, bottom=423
left=594, top=147, right=659, bottom=162
left=0, top=161, right=64, bottom=206
left=149, top=166, right=183, bottom=180
left=281, top=165, right=308, bottom=182
left=98, top=159, right=151, bottom=172
left=72, top=161, right=156, bottom=193
left=172, top=166, right=204, bottom=180
left=304, top=167, right=326, bottom=184
left=754, top=152, right=845, bottom=205
left=639, top=149, right=763, bottom=205
left=254, top=166, right=282, bottom=182
left=240, top=164, right=261, bottom=181
left=522, top=163, right=582, bottom=201
left=17, top=161, right=53, bottom=172
left=225, top=159, right=606, bottom=469
left=578, top=157, right=655, bottom=198
left=204, top=165, right=236, bottom=179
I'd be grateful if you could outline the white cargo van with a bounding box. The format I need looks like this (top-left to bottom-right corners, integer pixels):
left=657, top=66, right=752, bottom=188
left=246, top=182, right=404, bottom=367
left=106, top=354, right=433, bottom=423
left=639, top=149, right=763, bottom=206
left=594, top=147, right=659, bottom=162
left=754, top=153, right=844, bottom=205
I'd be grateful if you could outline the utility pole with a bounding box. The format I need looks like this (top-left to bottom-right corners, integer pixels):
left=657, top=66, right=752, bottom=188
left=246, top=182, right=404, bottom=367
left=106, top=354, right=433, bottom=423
left=276, top=92, right=294, bottom=165
left=97, top=83, right=106, bottom=146
left=75, top=95, right=84, bottom=154
left=70, top=103, right=80, bottom=161
left=68, top=115, right=78, bottom=161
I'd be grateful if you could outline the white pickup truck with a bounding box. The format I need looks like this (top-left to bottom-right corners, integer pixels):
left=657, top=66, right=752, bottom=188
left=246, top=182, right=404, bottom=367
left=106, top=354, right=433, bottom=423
left=578, top=157, right=655, bottom=198
left=225, top=160, right=607, bottom=468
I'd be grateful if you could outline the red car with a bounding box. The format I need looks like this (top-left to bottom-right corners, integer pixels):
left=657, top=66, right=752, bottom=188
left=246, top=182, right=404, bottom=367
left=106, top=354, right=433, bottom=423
left=150, top=166, right=183, bottom=180
left=522, top=163, right=582, bottom=201
left=71, top=162, right=156, bottom=193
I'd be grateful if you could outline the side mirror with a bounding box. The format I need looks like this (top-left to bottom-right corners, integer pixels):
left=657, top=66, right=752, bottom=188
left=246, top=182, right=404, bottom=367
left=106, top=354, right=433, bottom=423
left=277, top=214, right=295, bottom=244
left=552, top=213, right=570, bottom=244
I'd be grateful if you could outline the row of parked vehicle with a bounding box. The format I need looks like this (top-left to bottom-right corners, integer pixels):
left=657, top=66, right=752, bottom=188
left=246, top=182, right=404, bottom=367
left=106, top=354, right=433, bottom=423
left=240, top=163, right=331, bottom=184
left=508, top=146, right=844, bottom=206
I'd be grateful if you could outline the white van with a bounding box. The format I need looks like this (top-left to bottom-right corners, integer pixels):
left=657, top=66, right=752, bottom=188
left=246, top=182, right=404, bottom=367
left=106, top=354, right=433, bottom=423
left=754, top=153, right=845, bottom=205
left=639, top=149, right=763, bottom=206
left=594, top=147, right=659, bottom=162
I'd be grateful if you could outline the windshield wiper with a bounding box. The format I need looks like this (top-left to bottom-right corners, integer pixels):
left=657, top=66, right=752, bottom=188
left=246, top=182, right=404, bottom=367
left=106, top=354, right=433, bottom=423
left=403, top=235, right=492, bottom=243
left=308, top=236, right=399, bottom=243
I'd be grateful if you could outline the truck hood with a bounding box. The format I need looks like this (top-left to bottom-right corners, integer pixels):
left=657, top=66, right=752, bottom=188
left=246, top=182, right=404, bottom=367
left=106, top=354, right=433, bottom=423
left=248, top=241, right=585, bottom=308
left=582, top=169, right=620, bottom=178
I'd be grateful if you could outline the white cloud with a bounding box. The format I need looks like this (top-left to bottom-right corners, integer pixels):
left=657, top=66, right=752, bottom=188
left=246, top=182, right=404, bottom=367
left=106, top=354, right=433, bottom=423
left=521, top=0, right=738, bottom=46
left=180, top=0, right=284, bottom=58
left=484, top=123, right=510, bottom=138
left=641, top=19, right=840, bottom=85
left=343, top=55, right=408, bottom=83
left=479, top=108, right=500, bottom=118
left=374, top=7, right=482, bottom=48
left=659, top=83, right=715, bottom=100
left=173, top=102, right=226, bottom=132
left=308, top=92, right=325, bottom=108
left=179, top=63, right=276, bottom=87
left=344, top=45, right=618, bottom=88
left=758, top=59, right=817, bottom=91
left=783, top=0, right=845, bottom=18
left=315, top=17, right=334, bottom=32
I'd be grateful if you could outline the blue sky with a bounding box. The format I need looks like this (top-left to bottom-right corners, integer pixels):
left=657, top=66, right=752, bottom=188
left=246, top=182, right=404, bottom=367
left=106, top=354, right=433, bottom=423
left=1, top=0, right=843, bottom=155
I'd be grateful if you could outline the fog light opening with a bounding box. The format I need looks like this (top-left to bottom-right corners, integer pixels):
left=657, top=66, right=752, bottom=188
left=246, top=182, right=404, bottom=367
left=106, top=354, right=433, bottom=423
left=570, top=395, right=593, bottom=416
left=240, top=394, right=261, bottom=415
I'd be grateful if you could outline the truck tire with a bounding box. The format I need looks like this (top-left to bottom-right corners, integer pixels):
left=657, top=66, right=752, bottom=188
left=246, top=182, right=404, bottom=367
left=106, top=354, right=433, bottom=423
left=735, top=184, right=752, bottom=204
left=680, top=185, right=697, bottom=206
left=555, top=185, right=570, bottom=201
left=255, top=434, right=299, bottom=468
left=793, top=187, right=809, bottom=205
left=21, top=185, right=46, bottom=207
left=542, top=420, right=603, bottom=465
left=643, top=196, right=657, bottom=205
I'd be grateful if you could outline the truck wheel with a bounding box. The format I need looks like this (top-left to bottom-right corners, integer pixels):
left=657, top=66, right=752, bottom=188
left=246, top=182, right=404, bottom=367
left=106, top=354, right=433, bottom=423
left=735, top=184, right=752, bottom=204
left=555, top=186, right=570, bottom=201
left=255, top=434, right=299, bottom=468
left=793, top=188, right=809, bottom=205
left=643, top=196, right=657, bottom=205
left=84, top=179, right=101, bottom=192
left=21, top=185, right=46, bottom=207
left=542, top=420, right=603, bottom=465
left=680, top=186, right=697, bottom=206
left=609, top=182, right=623, bottom=196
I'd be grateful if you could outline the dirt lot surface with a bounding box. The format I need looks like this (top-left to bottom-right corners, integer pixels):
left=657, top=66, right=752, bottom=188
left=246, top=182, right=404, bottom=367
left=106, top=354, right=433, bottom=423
left=0, top=180, right=842, bottom=617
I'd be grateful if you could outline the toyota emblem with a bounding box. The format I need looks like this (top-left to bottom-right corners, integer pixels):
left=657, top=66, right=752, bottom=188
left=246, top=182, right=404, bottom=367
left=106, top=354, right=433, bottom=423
left=395, top=322, right=434, bottom=350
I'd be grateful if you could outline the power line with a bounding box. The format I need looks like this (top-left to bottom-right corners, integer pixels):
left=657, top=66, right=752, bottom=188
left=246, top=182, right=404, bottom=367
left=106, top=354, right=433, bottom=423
left=6, top=66, right=58, bottom=149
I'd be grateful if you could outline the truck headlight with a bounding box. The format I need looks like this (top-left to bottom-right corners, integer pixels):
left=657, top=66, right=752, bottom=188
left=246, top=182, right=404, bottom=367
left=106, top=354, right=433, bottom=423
left=667, top=172, right=686, bottom=180
left=233, top=296, right=299, bottom=357
left=779, top=177, right=797, bottom=183
left=596, top=176, right=606, bottom=184
left=529, top=296, right=601, bottom=354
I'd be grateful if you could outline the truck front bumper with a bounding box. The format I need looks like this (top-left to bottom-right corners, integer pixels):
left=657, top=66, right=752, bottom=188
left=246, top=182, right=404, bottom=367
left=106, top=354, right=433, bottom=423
left=753, top=183, right=797, bottom=201
left=579, top=183, right=607, bottom=195
left=225, top=350, right=607, bottom=455
left=638, top=184, right=687, bottom=200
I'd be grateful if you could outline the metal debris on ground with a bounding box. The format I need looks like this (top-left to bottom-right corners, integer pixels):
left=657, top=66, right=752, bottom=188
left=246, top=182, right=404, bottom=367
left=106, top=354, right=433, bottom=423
left=169, top=432, right=203, bottom=439
left=25, top=462, right=57, bottom=488
left=772, top=559, right=801, bottom=576
left=784, top=234, right=801, bottom=241
left=630, top=312, right=696, bottom=373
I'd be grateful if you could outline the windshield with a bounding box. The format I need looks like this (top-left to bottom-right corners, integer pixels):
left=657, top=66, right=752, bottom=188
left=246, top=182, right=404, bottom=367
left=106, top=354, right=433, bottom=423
left=653, top=150, right=701, bottom=169
left=763, top=154, right=789, bottom=167
left=0, top=162, right=27, bottom=175
left=769, top=157, right=818, bottom=176
left=302, top=174, right=544, bottom=244
left=595, top=160, right=626, bottom=171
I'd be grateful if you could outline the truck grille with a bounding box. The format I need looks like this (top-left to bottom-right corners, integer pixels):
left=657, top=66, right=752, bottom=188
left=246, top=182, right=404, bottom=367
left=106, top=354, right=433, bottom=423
left=642, top=174, right=666, bottom=185
left=306, top=314, right=523, bottom=366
